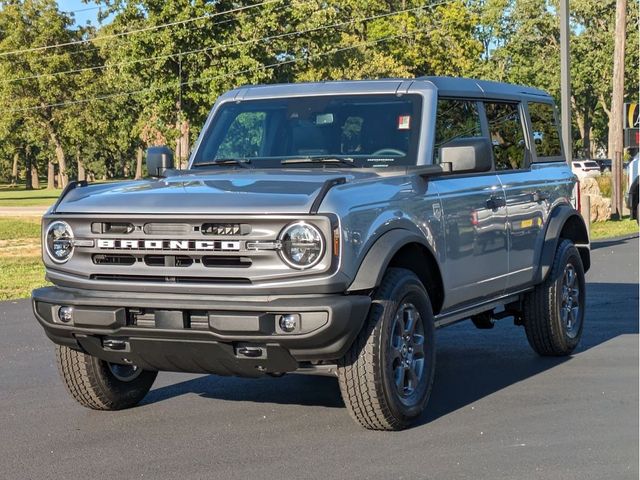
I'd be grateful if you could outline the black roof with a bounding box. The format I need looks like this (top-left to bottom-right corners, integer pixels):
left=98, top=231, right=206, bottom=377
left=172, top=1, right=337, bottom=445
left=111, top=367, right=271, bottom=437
left=420, top=76, right=551, bottom=100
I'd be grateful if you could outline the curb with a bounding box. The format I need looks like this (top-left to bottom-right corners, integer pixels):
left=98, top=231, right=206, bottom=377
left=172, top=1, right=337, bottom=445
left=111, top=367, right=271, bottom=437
left=591, top=233, right=638, bottom=245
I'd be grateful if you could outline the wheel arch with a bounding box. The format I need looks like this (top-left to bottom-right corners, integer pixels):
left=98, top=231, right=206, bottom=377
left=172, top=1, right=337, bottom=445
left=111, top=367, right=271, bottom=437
left=534, top=204, right=591, bottom=283
left=347, top=230, right=445, bottom=315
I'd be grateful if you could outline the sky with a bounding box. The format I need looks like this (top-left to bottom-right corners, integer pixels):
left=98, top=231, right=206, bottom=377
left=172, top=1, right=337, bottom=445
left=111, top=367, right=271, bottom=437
left=58, top=0, right=113, bottom=26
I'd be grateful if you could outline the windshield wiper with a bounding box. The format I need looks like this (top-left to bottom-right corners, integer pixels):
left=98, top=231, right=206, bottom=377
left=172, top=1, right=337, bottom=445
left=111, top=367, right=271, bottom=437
left=281, top=156, right=355, bottom=167
left=193, top=158, right=252, bottom=168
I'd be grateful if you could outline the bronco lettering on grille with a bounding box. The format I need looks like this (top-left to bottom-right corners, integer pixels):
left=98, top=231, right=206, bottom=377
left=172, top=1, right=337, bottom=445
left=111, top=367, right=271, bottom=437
left=96, top=239, right=240, bottom=251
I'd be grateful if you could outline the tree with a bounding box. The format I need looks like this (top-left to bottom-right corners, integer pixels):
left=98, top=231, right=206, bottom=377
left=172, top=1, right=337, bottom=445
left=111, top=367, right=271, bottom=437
left=0, top=0, right=98, bottom=188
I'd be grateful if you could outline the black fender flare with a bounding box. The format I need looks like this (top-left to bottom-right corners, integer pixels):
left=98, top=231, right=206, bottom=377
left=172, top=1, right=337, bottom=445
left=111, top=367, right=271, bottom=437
left=347, top=229, right=434, bottom=292
left=533, top=204, right=590, bottom=283
left=627, top=176, right=639, bottom=211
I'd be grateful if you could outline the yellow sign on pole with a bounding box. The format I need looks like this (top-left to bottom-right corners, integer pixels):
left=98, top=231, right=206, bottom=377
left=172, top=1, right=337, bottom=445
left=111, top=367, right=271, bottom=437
left=625, top=102, right=639, bottom=129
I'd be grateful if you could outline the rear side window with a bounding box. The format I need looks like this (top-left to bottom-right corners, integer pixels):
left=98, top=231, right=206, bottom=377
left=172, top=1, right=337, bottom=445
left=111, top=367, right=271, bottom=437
left=485, top=102, right=527, bottom=170
left=434, top=99, right=482, bottom=162
left=529, top=102, right=563, bottom=159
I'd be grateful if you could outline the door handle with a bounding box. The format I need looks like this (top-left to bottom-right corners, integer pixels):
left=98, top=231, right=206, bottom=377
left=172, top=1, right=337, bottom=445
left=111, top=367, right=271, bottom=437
left=486, top=195, right=506, bottom=210
left=533, top=190, right=549, bottom=202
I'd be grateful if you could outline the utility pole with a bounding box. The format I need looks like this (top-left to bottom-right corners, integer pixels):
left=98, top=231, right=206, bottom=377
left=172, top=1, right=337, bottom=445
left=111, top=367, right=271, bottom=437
left=609, top=0, right=627, bottom=218
left=560, top=0, right=572, bottom=164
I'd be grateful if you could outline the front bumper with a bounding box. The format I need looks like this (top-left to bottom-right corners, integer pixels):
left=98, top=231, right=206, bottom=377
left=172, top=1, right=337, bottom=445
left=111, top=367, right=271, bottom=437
left=32, top=287, right=370, bottom=377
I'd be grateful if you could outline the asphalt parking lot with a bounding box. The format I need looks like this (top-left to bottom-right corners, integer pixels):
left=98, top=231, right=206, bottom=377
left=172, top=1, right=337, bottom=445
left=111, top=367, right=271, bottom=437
left=1, top=236, right=637, bottom=480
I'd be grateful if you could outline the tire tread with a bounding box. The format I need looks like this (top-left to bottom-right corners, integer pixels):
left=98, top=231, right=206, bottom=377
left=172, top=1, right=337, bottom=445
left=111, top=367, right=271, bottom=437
left=338, top=268, right=432, bottom=431
left=56, top=345, right=156, bottom=410
left=524, top=239, right=584, bottom=356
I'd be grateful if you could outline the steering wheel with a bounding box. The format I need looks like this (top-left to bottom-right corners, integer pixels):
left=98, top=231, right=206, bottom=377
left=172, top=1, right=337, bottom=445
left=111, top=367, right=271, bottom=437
left=371, top=148, right=406, bottom=157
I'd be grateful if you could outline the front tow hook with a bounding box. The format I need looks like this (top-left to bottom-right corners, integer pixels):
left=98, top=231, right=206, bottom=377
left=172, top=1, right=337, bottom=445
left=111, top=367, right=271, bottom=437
left=103, top=338, right=128, bottom=351
left=236, top=346, right=264, bottom=358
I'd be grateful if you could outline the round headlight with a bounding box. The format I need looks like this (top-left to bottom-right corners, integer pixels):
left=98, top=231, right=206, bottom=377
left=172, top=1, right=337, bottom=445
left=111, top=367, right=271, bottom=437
left=278, top=222, right=325, bottom=269
left=46, top=221, right=74, bottom=263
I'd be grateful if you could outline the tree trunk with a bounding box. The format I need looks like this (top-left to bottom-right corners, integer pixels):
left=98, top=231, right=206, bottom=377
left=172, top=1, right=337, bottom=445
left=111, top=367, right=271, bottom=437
left=47, top=127, right=68, bottom=188
left=31, top=161, right=40, bottom=189
left=608, top=0, right=627, bottom=215
left=135, top=147, right=143, bottom=179
left=77, top=151, right=85, bottom=182
left=11, top=152, right=19, bottom=185
left=589, top=126, right=597, bottom=158
left=581, top=114, right=592, bottom=159
left=47, top=161, right=55, bottom=189
left=575, top=109, right=587, bottom=158
left=25, top=147, right=32, bottom=190
left=175, top=118, right=190, bottom=169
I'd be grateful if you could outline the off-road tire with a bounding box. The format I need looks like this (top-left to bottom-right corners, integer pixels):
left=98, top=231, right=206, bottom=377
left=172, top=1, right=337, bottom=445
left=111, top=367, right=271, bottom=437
left=523, top=239, right=586, bottom=356
left=337, top=268, right=436, bottom=431
left=56, top=345, right=157, bottom=410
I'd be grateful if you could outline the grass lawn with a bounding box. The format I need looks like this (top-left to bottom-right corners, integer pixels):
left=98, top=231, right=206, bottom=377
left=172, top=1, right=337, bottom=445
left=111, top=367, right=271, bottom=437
left=0, top=216, right=47, bottom=300
left=590, top=217, right=638, bottom=240
left=0, top=256, right=47, bottom=301
left=0, top=216, right=40, bottom=240
left=0, top=184, right=61, bottom=207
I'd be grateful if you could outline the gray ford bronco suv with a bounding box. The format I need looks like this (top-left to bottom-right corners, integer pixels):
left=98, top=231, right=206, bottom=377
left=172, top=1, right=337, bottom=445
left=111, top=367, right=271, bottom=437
left=33, top=77, right=590, bottom=430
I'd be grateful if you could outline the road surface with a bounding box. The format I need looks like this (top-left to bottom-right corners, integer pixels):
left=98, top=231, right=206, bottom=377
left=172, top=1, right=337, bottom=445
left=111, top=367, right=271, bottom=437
left=0, top=236, right=637, bottom=480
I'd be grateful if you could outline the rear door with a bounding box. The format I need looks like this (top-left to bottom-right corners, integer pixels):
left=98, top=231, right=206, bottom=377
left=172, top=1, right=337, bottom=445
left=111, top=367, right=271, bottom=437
left=432, top=98, right=509, bottom=309
left=488, top=100, right=559, bottom=290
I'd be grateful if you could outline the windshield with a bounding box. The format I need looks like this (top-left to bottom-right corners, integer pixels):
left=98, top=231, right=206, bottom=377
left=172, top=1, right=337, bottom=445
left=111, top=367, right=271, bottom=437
left=192, top=94, right=422, bottom=169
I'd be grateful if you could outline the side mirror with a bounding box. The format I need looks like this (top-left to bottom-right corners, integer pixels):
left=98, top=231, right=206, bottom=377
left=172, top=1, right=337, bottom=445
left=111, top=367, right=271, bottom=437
left=146, top=146, right=174, bottom=177
left=439, top=137, right=492, bottom=173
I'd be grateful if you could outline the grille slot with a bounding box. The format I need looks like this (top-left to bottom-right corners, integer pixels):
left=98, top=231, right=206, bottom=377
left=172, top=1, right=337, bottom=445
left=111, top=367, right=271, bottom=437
left=144, top=255, right=194, bottom=267
left=143, top=223, right=192, bottom=235
left=201, top=223, right=250, bottom=235
left=90, top=274, right=250, bottom=284
left=91, top=222, right=134, bottom=234
left=92, top=254, right=136, bottom=266
left=202, top=256, right=252, bottom=268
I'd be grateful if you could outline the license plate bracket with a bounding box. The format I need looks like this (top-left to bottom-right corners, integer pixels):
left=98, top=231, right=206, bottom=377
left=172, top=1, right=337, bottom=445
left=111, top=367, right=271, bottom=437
left=154, top=310, right=188, bottom=329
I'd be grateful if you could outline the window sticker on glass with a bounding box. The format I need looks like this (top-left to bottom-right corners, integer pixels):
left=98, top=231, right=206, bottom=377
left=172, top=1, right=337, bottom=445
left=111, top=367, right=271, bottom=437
left=315, top=113, right=334, bottom=125
left=398, top=115, right=411, bottom=130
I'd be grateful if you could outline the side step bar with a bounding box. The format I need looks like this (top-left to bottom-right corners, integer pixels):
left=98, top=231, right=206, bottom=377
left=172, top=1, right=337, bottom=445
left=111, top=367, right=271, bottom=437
left=434, top=288, right=531, bottom=329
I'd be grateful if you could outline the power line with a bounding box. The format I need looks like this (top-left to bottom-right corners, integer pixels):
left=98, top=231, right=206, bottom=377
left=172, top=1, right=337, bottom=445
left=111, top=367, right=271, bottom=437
left=1, top=2, right=439, bottom=85
left=6, top=22, right=438, bottom=114
left=60, top=4, right=102, bottom=14
left=58, top=0, right=314, bottom=61
left=0, top=0, right=282, bottom=58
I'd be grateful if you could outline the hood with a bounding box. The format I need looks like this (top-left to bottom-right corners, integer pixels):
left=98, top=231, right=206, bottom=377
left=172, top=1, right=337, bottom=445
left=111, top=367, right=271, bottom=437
left=54, top=169, right=381, bottom=215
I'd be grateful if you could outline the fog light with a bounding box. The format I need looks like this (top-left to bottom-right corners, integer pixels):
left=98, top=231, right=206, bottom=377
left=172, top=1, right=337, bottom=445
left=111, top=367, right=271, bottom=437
left=279, top=314, right=298, bottom=333
left=58, top=306, right=73, bottom=323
